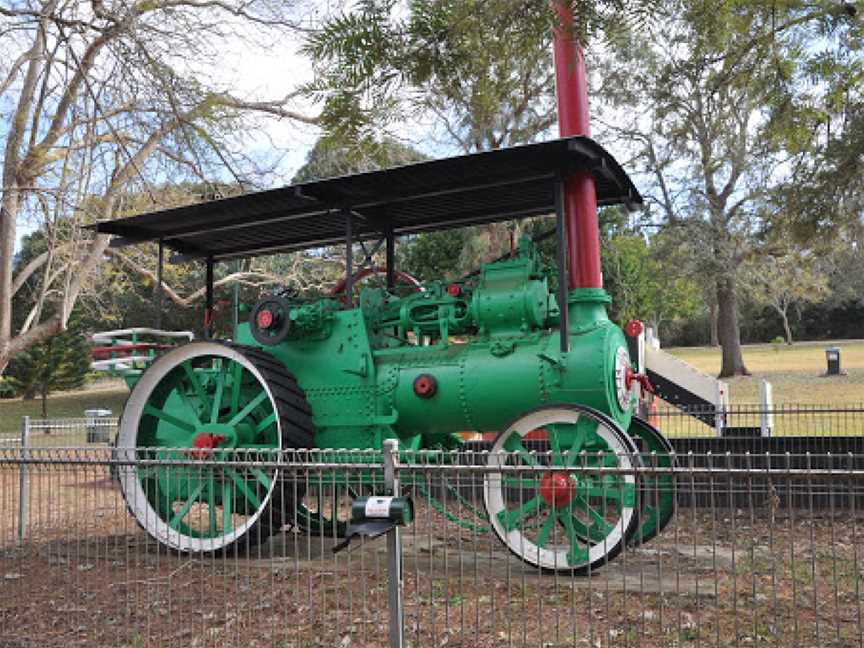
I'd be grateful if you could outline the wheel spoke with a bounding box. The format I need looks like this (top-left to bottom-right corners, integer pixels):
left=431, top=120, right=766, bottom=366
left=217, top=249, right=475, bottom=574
left=181, top=361, right=211, bottom=415
left=571, top=494, right=615, bottom=535
left=222, top=479, right=233, bottom=533
left=210, top=367, right=227, bottom=424
left=546, top=424, right=563, bottom=466
left=496, top=495, right=545, bottom=532
left=502, top=434, right=539, bottom=467
left=565, top=418, right=598, bottom=467
left=556, top=510, right=589, bottom=566
left=561, top=510, right=610, bottom=543
left=250, top=468, right=272, bottom=490
left=227, top=391, right=268, bottom=427
left=501, top=476, right=541, bottom=489
left=535, top=511, right=556, bottom=548
left=254, top=412, right=276, bottom=435
left=169, top=483, right=204, bottom=530
left=143, top=404, right=196, bottom=434
left=227, top=468, right=262, bottom=509
left=229, top=361, right=243, bottom=415
left=581, top=483, right=623, bottom=500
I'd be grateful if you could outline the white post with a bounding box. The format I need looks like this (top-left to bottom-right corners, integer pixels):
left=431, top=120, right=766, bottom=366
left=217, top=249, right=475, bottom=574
left=382, top=439, right=403, bottom=648
left=714, top=382, right=728, bottom=438
left=760, top=380, right=773, bottom=437
left=18, top=416, right=29, bottom=541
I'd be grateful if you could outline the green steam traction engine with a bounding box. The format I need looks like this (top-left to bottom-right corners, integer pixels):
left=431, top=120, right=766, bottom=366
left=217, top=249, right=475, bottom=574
left=92, top=16, right=675, bottom=573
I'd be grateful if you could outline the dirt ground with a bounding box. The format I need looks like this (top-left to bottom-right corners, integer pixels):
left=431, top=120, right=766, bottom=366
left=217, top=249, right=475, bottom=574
left=0, top=466, right=862, bottom=648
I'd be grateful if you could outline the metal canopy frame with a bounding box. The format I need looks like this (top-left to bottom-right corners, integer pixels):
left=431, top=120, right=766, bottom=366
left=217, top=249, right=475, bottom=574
left=97, top=136, right=642, bottom=334
left=93, top=136, right=641, bottom=263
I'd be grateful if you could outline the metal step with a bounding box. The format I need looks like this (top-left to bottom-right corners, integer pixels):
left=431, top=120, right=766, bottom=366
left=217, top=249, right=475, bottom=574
left=644, top=345, right=729, bottom=428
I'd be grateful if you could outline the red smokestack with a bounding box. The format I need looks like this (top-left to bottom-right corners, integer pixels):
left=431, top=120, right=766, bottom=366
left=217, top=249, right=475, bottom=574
left=552, top=1, right=603, bottom=289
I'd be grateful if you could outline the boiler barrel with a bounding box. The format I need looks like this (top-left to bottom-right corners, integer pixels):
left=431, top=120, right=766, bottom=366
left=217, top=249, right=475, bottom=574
left=380, top=322, right=631, bottom=440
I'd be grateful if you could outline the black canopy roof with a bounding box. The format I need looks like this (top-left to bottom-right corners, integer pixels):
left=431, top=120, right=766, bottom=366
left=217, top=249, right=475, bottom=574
left=92, top=136, right=641, bottom=262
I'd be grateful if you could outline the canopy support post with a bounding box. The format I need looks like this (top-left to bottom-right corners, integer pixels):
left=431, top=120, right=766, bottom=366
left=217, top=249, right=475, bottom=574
left=344, top=209, right=354, bottom=304
left=156, top=240, right=164, bottom=330
left=385, top=229, right=396, bottom=290
left=554, top=179, right=570, bottom=353
left=205, top=256, right=214, bottom=339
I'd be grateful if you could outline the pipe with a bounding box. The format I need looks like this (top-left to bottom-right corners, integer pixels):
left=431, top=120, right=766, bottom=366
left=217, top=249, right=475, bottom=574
left=551, top=1, right=603, bottom=289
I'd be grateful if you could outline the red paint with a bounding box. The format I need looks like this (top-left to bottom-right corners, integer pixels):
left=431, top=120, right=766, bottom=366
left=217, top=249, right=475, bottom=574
left=446, top=284, right=461, bottom=297
left=413, top=374, right=438, bottom=398
left=552, top=1, right=603, bottom=289
left=523, top=427, right=547, bottom=441
left=625, top=367, right=654, bottom=395
left=256, top=309, right=274, bottom=330
left=624, top=319, right=644, bottom=338
left=539, top=472, right=576, bottom=507
left=191, top=433, right=226, bottom=459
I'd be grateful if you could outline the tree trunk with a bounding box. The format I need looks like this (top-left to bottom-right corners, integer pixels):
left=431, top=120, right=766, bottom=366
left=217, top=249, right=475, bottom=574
left=716, top=277, right=749, bottom=377
left=41, top=389, right=48, bottom=419
left=780, top=309, right=793, bottom=345
left=709, top=301, right=719, bottom=347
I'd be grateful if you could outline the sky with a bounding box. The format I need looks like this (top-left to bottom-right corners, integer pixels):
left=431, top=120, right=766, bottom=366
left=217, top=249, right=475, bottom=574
left=7, top=0, right=636, bottom=249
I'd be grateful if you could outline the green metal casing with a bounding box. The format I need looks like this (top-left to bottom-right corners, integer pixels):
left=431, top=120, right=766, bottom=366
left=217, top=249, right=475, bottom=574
left=234, top=238, right=634, bottom=451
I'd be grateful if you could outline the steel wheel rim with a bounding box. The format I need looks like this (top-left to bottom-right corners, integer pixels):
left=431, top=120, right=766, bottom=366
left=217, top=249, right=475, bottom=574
left=484, top=405, right=639, bottom=572
left=117, top=342, right=282, bottom=552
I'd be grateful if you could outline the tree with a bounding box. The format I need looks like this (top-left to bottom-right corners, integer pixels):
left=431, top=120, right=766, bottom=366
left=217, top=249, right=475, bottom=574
left=596, top=0, right=861, bottom=376
left=603, top=232, right=700, bottom=337
left=0, top=0, right=317, bottom=374
left=292, top=135, right=428, bottom=182
left=5, top=321, right=89, bottom=417
left=746, top=246, right=830, bottom=345
left=304, top=0, right=662, bottom=270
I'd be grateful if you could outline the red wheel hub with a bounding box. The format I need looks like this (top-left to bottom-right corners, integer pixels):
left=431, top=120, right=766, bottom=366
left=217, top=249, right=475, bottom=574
left=256, top=309, right=274, bottom=330
left=191, top=433, right=226, bottom=459
left=539, top=472, right=576, bottom=507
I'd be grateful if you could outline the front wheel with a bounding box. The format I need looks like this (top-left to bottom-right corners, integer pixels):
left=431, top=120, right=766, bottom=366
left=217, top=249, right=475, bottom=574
left=484, top=404, right=640, bottom=573
left=116, top=341, right=314, bottom=553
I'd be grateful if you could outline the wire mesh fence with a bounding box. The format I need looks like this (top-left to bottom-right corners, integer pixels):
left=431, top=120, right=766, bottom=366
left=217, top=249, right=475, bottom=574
left=0, top=416, right=119, bottom=450
left=1, top=446, right=862, bottom=647
left=655, top=402, right=864, bottom=439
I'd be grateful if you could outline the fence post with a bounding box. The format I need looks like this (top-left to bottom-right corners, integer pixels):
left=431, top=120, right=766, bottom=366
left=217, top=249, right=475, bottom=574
left=18, top=416, right=29, bottom=541
left=760, top=380, right=773, bottom=437
left=382, top=438, right=404, bottom=648
left=714, top=382, right=726, bottom=437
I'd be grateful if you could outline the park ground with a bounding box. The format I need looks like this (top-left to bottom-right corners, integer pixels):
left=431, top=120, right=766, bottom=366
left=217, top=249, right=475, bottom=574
left=0, top=339, right=861, bottom=435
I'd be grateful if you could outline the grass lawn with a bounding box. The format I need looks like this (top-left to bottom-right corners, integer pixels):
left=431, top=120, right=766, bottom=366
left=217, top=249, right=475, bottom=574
left=667, top=338, right=864, bottom=404
left=0, top=379, right=129, bottom=437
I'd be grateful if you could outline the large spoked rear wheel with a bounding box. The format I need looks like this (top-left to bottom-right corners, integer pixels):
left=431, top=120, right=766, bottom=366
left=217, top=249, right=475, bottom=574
left=116, top=341, right=314, bottom=553
left=628, top=416, right=676, bottom=545
left=484, top=404, right=640, bottom=573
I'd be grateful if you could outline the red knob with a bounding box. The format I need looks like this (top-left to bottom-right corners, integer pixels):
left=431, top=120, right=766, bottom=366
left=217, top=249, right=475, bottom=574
left=413, top=374, right=438, bottom=398
left=256, top=309, right=274, bottom=330
left=446, top=284, right=461, bottom=297
left=624, top=319, right=644, bottom=338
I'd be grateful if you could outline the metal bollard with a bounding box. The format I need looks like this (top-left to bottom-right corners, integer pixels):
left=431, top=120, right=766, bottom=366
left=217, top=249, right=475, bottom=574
left=18, top=416, right=29, bottom=541
left=382, top=438, right=404, bottom=648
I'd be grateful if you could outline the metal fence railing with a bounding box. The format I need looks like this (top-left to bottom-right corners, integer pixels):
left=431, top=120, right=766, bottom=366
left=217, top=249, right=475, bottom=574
left=0, top=415, right=119, bottom=450
left=1, top=445, right=862, bottom=647
left=654, top=402, right=864, bottom=438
